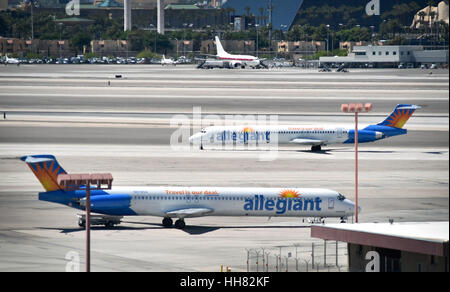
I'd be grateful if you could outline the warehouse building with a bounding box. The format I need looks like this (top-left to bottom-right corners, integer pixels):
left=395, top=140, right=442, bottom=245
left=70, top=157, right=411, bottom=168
left=319, top=45, right=449, bottom=68
left=311, top=221, right=449, bottom=272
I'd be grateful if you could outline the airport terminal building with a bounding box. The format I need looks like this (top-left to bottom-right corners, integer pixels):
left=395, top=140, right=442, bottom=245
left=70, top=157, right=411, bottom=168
left=319, top=45, right=449, bottom=68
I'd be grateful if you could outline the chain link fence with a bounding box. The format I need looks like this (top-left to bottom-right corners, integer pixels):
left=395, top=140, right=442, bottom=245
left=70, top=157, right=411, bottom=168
left=245, top=240, right=348, bottom=272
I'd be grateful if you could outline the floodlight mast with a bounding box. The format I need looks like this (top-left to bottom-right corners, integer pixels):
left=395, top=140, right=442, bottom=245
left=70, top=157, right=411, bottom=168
left=340, top=103, right=372, bottom=223
left=57, top=173, right=113, bottom=272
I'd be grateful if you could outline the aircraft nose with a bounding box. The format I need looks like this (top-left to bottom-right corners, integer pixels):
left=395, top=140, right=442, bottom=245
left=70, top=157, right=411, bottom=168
left=189, top=133, right=202, bottom=144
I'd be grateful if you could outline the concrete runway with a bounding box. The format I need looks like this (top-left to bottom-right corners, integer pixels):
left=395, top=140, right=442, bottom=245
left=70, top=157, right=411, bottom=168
left=0, top=65, right=448, bottom=272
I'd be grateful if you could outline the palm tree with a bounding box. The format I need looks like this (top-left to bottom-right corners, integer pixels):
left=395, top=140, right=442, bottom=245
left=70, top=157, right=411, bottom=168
left=245, top=6, right=251, bottom=17
left=258, top=7, right=264, bottom=26
left=418, top=11, right=426, bottom=33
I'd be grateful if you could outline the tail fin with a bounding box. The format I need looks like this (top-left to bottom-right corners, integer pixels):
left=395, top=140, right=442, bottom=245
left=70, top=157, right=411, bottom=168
left=377, top=104, right=421, bottom=128
left=215, top=36, right=228, bottom=57
left=21, top=155, right=67, bottom=192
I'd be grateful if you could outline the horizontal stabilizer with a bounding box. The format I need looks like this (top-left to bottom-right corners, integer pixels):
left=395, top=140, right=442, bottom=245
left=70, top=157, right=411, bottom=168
left=289, top=138, right=326, bottom=146
left=165, top=207, right=214, bottom=219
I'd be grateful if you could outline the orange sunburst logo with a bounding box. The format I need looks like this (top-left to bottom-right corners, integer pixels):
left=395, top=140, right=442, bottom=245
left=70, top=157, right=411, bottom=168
left=27, top=161, right=63, bottom=192
left=385, top=109, right=413, bottom=128
left=280, top=189, right=301, bottom=198
left=242, top=127, right=255, bottom=133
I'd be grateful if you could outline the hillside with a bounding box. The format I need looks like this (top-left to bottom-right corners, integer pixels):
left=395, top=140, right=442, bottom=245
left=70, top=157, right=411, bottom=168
left=292, top=0, right=437, bottom=29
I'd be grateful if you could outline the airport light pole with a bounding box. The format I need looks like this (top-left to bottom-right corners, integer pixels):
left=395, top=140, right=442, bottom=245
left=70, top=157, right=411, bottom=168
left=341, top=103, right=372, bottom=223
left=57, top=173, right=113, bottom=272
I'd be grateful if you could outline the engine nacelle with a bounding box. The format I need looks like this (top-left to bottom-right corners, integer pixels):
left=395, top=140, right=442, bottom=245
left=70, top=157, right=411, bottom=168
left=345, top=130, right=386, bottom=143
left=80, top=194, right=136, bottom=215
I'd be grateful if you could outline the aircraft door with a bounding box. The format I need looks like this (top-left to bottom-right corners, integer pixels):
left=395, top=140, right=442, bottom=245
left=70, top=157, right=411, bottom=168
left=337, top=128, right=344, bottom=138
left=328, top=198, right=335, bottom=209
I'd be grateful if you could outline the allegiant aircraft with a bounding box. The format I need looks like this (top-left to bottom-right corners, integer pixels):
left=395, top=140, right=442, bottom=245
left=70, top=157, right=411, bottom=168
left=189, top=104, right=420, bottom=151
left=21, top=155, right=356, bottom=229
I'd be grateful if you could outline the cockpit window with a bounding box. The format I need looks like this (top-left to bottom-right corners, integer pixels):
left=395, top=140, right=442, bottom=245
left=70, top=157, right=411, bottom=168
left=337, top=193, right=346, bottom=201
left=201, top=128, right=206, bottom=133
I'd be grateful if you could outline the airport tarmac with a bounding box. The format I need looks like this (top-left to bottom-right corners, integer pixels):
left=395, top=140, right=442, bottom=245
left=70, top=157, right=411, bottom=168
left=0, top=65, right=448, bottom=272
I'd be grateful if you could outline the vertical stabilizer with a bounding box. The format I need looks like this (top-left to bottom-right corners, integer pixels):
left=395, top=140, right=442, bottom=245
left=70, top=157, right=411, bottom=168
left=215, top=36, right=228, bottom=57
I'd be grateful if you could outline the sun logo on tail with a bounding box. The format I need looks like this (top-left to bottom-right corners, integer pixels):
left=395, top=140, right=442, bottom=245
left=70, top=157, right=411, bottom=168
left=242, top=127, right=255, bottom=133
left=384, top=108, right=414, bottom=128
left=280, top=189, right=301, bottom=198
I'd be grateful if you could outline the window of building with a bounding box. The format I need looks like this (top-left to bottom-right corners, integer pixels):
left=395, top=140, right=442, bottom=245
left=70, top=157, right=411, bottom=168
left=386, top=51, right=390, bottom=55
left=393, top=51, right=397, bottom=55
left=372, top=51, right=376, bottom=55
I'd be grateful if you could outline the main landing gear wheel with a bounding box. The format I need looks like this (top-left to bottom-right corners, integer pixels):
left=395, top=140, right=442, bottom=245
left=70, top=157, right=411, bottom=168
left=174, top=219, right=186, bottom=229
left=162, top=217, right=173, bottom=228
left=311, top=145, right=322, bottom=152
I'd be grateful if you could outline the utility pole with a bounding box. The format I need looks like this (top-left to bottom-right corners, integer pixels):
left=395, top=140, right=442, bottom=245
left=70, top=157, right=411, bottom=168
left=341, top=103, right=373, bottom=223
left=58, top=173, right=113, bottom=272
left=268, top=0, right=273, bottom=56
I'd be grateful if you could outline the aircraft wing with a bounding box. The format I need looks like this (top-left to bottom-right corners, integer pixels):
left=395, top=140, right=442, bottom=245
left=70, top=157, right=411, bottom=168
left=165, top=207, right=214, bottom=219
left=289, top=138, right=327, bottom=146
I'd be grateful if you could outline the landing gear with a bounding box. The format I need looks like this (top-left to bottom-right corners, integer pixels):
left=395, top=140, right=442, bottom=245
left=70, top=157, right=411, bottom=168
left=340, top=217, right=347, bottom=223
left=162, top=217, right=173, bottom=228
left=200, top=144, right=204, bottom=150
left=311, top=145, right=322, bottom=152
left=174, top=219, right=186, bottom=229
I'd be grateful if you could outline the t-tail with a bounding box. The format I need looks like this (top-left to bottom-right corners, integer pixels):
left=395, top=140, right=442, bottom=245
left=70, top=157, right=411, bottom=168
left=363, top=104, right=421, bottom=138
left=21, top=155, right=67, bottom=192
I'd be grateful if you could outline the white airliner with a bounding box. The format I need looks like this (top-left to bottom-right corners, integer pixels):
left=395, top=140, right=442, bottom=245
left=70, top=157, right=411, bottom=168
left=4, top=54, right=20, bottom=66
left=21, top=155, right=356, bottom=229
left=189, top=104, right=420, bottom=151
left=214, top=36, right=266, bottom=69
left=161, top=55, right=177, bottom=66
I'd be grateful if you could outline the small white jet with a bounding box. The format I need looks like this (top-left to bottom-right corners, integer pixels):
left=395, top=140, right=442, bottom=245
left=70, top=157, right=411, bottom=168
left=190, top=104, right=420, bottom=152
left=3, top=54, right=20, bottom=66
left=21, top=155, right=357, bottom=229
left=214, top=36, right=267, bottom=69
left=161, top=55, right=177, bottom=66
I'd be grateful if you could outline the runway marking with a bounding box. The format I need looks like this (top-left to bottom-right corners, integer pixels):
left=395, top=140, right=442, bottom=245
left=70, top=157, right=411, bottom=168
left=0, top=91, right=448, bottom=101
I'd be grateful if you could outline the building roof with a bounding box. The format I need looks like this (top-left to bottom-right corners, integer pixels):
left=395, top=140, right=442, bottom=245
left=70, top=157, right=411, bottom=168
left=223, top=0, right=304, bottom=31
left=165, top=4, right=200, bottom=10
left=311, top=221, right=449, bottom=257
left=53, top=17, right=95, bottom=25
left=96, top=0, right=123, bottom=7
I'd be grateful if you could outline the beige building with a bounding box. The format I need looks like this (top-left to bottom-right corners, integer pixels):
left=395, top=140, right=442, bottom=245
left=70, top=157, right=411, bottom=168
left=90, top=40, right=130, bottom=57
left=277, top=40, right=326, bottom=56
left=0, top=38, right=73, bottom=58
left=201, top=39, right=255, bottom=55
left=410, top=0, right=449, bottom=29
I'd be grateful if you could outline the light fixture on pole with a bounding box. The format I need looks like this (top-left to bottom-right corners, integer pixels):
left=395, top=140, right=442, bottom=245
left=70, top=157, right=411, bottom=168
left=57, top=173, right=113, bottom=272
left=340, top=103, right=372, bottom=223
